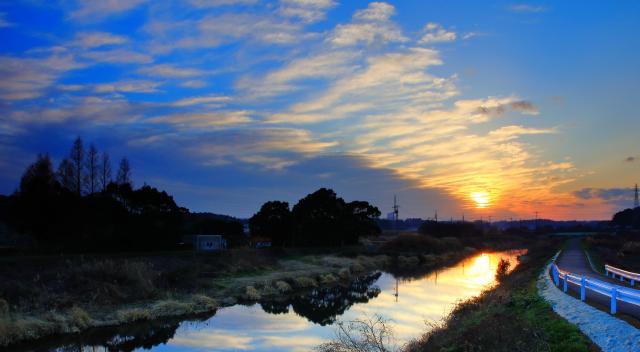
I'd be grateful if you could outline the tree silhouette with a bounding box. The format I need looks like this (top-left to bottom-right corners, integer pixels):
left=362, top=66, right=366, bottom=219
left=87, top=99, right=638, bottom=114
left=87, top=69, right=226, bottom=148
left=100, top=151, right=111, bottom=192
left=57, top=158, right=75, bottom=192
left=116, top=157, right=132, bottom=186
left=85, top=144, right=99, bottom=194
left=249, top=201, right=292, bottom=246
left=69, top=137, right=84, bottom=195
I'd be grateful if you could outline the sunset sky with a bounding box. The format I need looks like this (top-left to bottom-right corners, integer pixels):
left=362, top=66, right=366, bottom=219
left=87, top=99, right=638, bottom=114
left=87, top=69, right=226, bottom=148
left=1, top=1, right=639, bottom=220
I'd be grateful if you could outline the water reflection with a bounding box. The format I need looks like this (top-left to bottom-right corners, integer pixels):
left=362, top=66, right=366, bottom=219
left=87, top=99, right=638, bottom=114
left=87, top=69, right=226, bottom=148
left=28, top=250, right=525, bottom=352
left=267, top=272, right=382, bottom=325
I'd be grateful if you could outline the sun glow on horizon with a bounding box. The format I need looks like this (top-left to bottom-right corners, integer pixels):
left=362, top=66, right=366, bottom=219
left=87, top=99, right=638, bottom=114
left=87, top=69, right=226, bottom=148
left=471, top=191, right=491, bottom=209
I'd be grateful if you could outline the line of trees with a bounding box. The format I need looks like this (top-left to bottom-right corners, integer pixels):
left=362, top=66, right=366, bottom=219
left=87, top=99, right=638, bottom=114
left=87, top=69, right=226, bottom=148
left=55, top=137, right=131, bottom=195
left=3, top=137, right=192, bottom=252
left=249, top=188, right=381, bottom=247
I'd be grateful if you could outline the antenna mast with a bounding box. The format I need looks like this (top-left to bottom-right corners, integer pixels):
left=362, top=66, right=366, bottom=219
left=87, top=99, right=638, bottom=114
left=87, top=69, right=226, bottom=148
left=392, top=195, right=399, bottom=229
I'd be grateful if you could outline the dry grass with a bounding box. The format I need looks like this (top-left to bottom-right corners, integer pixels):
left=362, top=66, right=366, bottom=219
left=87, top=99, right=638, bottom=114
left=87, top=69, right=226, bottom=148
left=294, top=276, right=318, bottom=288
left=275, top=280, right=292, bottom=293
left=68, top=306, right=91, bottom=330
left=319, top=273, right=338, bottom=285
left=244, top=286, right=261, bottom=301
left=338, top=268, right=352, bottom=280
left=192, top=294, right=218, bottom=311
left=116, top=308, right=152, bottom=323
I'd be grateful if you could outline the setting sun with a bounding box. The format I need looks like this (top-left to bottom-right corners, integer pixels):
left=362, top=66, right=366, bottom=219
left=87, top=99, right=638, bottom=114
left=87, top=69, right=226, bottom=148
left=471, top=192, right=491, bottom=209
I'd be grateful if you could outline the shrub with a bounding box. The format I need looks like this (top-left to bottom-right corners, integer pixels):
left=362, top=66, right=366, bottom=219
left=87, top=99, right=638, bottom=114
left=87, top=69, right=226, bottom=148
left=350, top=262, right=366, bottom=273
left=397, top=256, right=420, bottom=268
left=116, top=308, right=151, bottom=323
left=193, top=295, right=218, bottom=312
left=380, top=234, right=452, bottom=254
left=319, top=273, right=337, bottom=285
left=293, top=276, right=317, bottom=288
left=151, top=300, right=192, bottom=317
left=338, top=268, right=351, bottom=280
left=621, top=241, right=640, bottom=255
left=0, top=299, right=8, bottom=318
left=275, top=281, right=292, bottom=293
left=496, top=259, right=510, bottom=282
left=244, top=286, right=261, bottom=301
left=68, top=306, right=91, bottom=330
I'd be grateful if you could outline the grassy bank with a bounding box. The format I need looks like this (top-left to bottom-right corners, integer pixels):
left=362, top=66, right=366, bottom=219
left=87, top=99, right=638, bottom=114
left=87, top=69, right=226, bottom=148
left=0, top=233, right=529, bottom=348
left=584, top=234, right=640, bottom=273
left=405, top=239, right=599, bottom=352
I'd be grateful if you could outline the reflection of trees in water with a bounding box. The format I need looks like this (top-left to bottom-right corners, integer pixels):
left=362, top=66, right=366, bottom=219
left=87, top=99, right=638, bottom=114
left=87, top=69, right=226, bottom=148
left=26, top=273, right=382, bottom=351
left=16, top=313, right=214, bottom=352
left=260, top=272, right=382, bottom=326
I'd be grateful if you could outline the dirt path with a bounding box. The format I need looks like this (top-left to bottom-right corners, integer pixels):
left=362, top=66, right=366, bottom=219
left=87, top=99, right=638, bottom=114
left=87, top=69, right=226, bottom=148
left=555, top=238, right=640, bottom=321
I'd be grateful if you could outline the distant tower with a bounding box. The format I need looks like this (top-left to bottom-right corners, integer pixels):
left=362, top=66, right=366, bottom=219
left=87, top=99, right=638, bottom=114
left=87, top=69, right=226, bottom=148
left=635, top=184, right=639, bottom=209
left=434, top=210, right=438, bottom=223
left=392, top=195, right=399, bottom=228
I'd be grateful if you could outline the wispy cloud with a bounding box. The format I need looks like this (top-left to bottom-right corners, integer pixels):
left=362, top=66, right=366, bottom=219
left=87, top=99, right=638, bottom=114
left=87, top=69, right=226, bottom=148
left=509, top=4, right=547, bottom=13
left=0, top=54, right=86, bottom=100
left=70, top=0, right=149, bottom=21
left=278, top=0, right=336, bottom=23
left=71, top=31, right=128, bottom=48
left=328, top=2, right=406, bottom=46
left=419, top=23, right=457, bottom=44
left=0, top=12, right=13, bottom=27
left=137, top=64, right=205, bottom=77
left=94, top=80, right=161, bottom=93
left=170, top=95, right=232, bottom=107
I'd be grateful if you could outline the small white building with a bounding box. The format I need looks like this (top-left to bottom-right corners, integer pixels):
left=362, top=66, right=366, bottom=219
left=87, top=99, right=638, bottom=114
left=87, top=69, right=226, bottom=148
left=183, top=234, right=226, bottom=251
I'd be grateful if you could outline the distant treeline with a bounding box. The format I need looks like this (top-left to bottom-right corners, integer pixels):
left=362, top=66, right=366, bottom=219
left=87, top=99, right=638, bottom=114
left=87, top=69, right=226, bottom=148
left=0, top=138, right=383, bottom=251
left=249, top=188, right=381, bottom=247
left=0, top=137, right=245, bottom=252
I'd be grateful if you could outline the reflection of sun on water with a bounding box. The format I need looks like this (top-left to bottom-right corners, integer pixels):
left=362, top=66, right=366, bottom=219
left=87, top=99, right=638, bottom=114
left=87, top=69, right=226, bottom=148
left=471, top=191, right=490, bottom=208
left=466, top=253, right=495, bottom=286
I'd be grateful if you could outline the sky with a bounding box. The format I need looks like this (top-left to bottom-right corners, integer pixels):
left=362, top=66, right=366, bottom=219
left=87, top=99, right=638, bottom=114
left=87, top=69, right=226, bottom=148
left=0, top=1, right=639, bottom=221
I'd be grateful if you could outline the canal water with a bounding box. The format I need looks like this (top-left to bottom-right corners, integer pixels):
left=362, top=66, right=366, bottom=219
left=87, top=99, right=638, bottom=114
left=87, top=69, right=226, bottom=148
left=34, top=250, right=526, bottom=351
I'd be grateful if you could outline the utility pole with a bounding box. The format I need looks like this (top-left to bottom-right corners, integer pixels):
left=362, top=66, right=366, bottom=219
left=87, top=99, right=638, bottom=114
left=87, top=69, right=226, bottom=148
left=635, top=184, right=639, bottom=209
left=392, top=195, right=399, bottom=231
left=535, top=211, right=539, bottom=233
left=434, top=210, right=438, bottom=223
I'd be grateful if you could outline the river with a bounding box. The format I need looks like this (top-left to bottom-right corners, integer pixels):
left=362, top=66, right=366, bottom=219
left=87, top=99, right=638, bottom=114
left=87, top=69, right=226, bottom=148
left=29, top=250, right=526, bottom=351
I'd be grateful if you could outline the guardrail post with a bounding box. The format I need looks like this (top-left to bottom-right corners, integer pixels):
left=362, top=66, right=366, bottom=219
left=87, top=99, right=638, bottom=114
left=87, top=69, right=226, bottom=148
left=552, top=265, right=559, bottom=286
left=605, top=269, right=609, bottom=277
left=612, top=273, right=615, bottom=279
left=563, top=272, right=568, bottom=292
left=620, top=275, right=624, bottom=282
left=611, top=287, right=617, bottom=314
left=580, top=276, right=585, bottom=301
left=631, top=279, right=635, bottom=286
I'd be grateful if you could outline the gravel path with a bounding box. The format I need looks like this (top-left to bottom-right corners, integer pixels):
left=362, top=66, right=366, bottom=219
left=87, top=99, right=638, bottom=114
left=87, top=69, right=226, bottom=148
left=538, top=254, right=640, bottom=352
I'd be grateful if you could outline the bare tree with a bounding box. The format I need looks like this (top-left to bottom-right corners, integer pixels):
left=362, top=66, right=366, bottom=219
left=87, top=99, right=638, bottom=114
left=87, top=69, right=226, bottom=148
left=315, top=315, right=396, bottom=352
left=85, top=144, right=99, bottom=194
left=116, top=157, right=131, bottom=186
left=100, top=151, right=112, bottom=191
left=69, top=137, right=84, bottom=195
left=57, top=158, right=75, bottom=192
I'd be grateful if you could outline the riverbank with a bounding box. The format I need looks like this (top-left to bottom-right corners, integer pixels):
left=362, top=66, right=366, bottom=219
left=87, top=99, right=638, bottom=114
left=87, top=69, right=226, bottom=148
left=405, top=238, right=600, bottom=352
left=0, top=233, right=528, bottom=348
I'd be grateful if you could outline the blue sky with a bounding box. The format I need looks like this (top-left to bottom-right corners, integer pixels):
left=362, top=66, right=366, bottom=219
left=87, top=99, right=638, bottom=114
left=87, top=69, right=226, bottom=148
left=1, top=1, right=639, bottom=220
